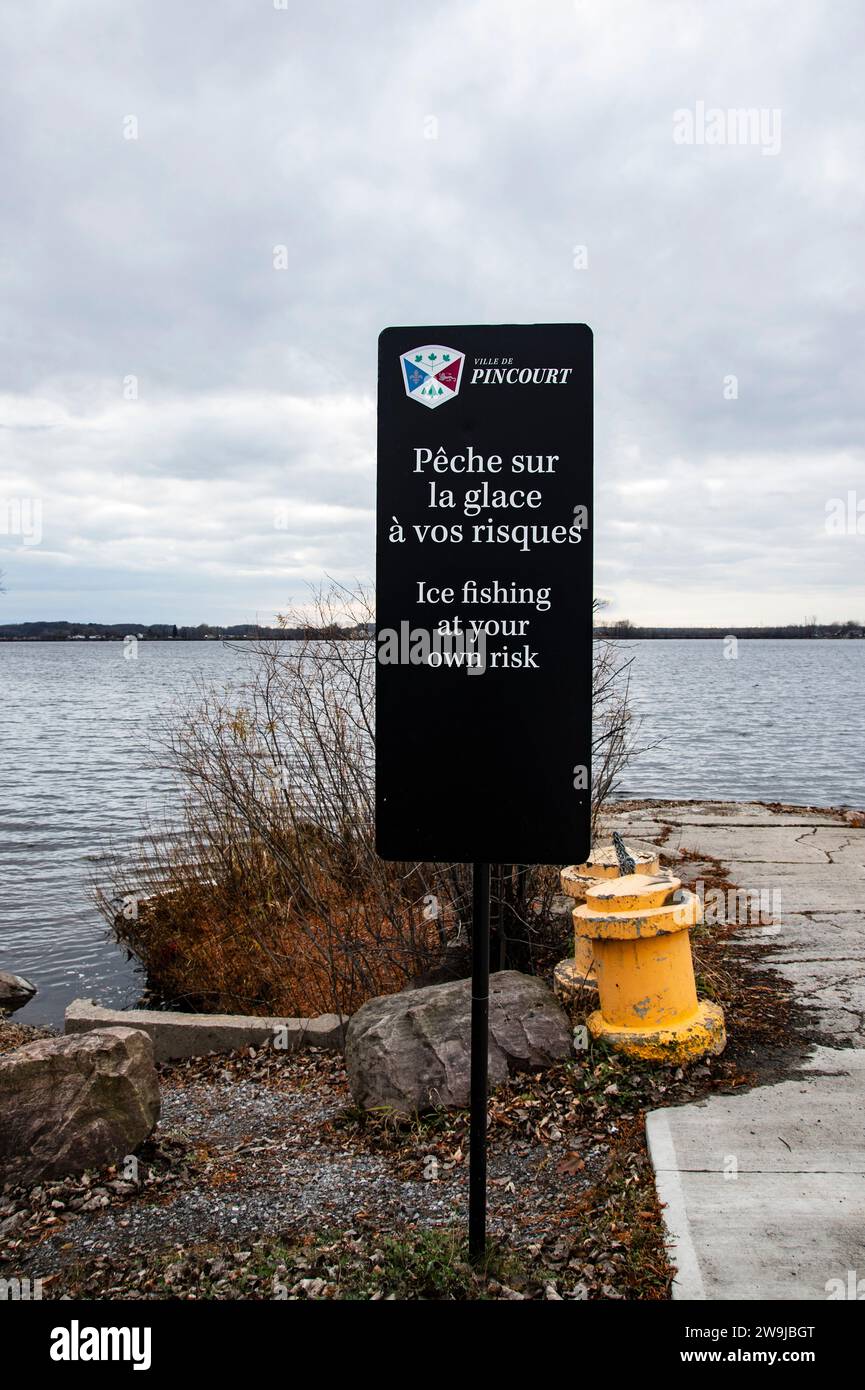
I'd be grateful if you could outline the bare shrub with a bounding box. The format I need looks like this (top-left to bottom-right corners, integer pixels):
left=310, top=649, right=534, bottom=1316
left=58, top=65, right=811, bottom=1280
left=96, top=585, right=643, bottom=1016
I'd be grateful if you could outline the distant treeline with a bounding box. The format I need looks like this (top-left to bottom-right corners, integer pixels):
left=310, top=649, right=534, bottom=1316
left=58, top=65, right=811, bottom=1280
left=595, top=620, right=865, bottom=639
left=1, top=619, right=862, bottom=642
left=0, top=621, right=368, bottom=642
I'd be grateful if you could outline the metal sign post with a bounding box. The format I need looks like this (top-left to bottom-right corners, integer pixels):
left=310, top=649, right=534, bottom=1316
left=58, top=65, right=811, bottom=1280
left=469, top=861, right=490, bottom=1261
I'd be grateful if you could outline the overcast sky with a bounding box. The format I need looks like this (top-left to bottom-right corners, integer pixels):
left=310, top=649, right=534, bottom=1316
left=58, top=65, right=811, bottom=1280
left=0, top=0, right=862, bottom=626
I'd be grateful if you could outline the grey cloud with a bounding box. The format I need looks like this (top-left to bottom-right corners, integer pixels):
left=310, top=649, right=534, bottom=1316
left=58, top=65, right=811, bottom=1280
left=0, top=0, right=863, bottom=623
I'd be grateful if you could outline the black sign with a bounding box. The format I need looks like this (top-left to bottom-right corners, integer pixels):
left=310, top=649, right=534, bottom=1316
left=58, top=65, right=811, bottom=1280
left=376, top=323, right=593, bottom=864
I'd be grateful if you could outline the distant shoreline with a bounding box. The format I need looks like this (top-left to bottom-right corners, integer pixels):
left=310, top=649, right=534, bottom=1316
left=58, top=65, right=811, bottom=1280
left=594, top=624, right=864, bottom=640
left=1, top=622, right=863, bottom=643
left=0, top=622, right=353, bottom=643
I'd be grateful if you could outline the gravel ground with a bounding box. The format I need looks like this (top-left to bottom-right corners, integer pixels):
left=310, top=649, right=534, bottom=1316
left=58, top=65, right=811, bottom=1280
left=2, top=1039, right=676, bottom=1299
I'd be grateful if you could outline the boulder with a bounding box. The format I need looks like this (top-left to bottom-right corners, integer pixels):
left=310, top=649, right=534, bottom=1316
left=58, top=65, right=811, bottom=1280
left=345, top=969, right=573, bottom=1113
left=0, top=1027, right=160, bottom=1186
left=0, top=971, right=37, bottom=1015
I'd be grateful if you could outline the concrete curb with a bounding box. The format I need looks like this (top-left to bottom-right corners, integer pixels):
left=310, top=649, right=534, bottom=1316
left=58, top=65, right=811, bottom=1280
left=65, top=999, right=347, bottom=1063
left=645, top=1108, right=706, bottom=1301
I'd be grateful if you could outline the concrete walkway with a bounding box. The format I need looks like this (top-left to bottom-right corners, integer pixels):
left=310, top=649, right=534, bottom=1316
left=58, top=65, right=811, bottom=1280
left=606, top=800, right=865, bottom=1301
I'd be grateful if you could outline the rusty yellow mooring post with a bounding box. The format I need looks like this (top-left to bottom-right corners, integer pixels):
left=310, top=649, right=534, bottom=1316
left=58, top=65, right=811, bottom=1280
left=555, top=842, right=660, bottom=1001
left=573, top=869, right=726, bottom=1062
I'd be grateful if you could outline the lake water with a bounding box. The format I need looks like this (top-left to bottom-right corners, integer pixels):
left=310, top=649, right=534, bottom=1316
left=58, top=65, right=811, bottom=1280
left=1, top=638, right=863, bottom=1025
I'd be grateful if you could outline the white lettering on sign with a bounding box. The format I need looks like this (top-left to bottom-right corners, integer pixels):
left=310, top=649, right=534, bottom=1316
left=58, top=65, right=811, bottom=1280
left=470, top=366, right=574, bottom=385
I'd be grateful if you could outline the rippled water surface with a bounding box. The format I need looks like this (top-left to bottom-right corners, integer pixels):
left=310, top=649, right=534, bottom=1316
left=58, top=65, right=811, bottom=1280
left=1, top=639, right=862, bottom=1025
left=1, top=641, right=249, bottom=1025
left=619, top=638, right=864, bottom=805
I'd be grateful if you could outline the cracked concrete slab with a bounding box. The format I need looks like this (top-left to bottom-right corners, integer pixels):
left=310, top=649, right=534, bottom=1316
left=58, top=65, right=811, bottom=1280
left=679, top=828, right=848, bottom=864
left=806, top=831, right=865, bottom=864
left=633, top=800, right=865, bottom=1300
left=722, top=863, right=864, bottom=914
left=607, top=800, right=861, bottom=829
left=649, top=1049, right=865, bottom=1175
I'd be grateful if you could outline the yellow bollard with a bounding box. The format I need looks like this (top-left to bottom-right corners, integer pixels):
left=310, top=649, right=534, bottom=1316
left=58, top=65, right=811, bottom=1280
left=556, top=844, right=660, bottom=996
left=573, top=870, right=725, bottom=1062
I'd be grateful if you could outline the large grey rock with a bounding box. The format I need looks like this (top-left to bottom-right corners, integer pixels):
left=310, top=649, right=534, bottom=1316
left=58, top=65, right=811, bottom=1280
left=0, top=970, right=36, bottom=1015
left=345, top=970, right=573, bottom=1113
left=0, top=1027, right=160, bottom=1186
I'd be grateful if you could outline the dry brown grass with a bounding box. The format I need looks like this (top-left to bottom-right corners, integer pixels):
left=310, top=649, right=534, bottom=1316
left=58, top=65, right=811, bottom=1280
left=117, top=848, right=446, bottom=1017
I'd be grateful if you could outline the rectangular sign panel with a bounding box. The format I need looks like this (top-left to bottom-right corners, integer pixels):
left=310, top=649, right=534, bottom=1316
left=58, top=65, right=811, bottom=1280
left=376, top=323, right=593, bottom=864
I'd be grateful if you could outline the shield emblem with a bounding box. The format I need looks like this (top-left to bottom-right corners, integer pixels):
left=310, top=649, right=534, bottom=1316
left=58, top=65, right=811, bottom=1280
left=400, top=344, right=465, bottom=408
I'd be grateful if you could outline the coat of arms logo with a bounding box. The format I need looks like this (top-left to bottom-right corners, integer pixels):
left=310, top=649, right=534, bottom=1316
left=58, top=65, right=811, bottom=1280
left=400, top=344, right=464, bottom=408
